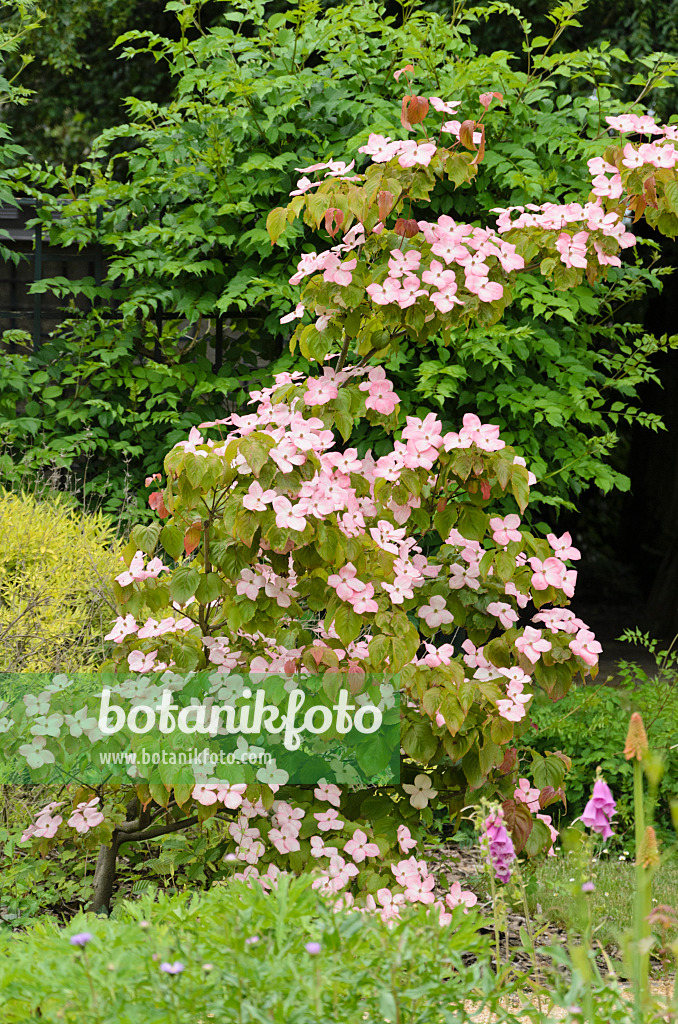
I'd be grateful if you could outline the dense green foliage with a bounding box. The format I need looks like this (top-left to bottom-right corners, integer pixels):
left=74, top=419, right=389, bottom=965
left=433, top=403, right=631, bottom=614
left=0, top=874, right=652, bottom=1023
left=530, top=636, right=678, bottom=843
left=1, top=0, right=677, bottom=525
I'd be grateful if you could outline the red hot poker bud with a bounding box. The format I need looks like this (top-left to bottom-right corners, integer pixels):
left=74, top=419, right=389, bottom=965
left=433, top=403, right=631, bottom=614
left=624, top=712, right=649, bottom=761
left=638, top=825, right=660, bottom=869
left=394, top=218, right=419, bottom=238
left=401, top=95, right=429, bottom=130
left=323, top=207, right=344, bottom=238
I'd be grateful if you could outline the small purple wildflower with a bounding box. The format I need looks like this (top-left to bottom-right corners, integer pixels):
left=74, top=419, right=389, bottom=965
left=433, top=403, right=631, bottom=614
left=245, top=935, right=260, bottom=946
left=160, top=961, right=185, bottom=975
left=480, top=810, right=515, bottom=884
left=70, top=932, right=93, bottom=947
left=305, top=942, right=322, bottom=955
left=581, top=779, right=616, bottom=840
left=581, top=881, right=595, bottom=893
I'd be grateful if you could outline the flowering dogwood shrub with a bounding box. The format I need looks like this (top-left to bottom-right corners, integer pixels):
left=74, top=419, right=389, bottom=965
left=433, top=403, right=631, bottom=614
left=8, top=358, right=580, bottom=907
left=13, top=80, right=678, bottom=911
left=267, top=75, right=678, bottom=366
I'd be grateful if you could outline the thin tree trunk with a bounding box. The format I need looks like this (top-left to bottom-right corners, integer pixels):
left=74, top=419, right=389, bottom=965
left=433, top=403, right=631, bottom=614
left=90, top=837, right=120, bottom=914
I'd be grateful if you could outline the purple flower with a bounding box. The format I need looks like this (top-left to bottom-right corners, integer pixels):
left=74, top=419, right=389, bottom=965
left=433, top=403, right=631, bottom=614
left=581, top=779, right=616, bottom=840
left=245, top=935, right=260, bottom=946
left=305, top=942, right=322, bottom=955
left=480, top=810, right=515, bottom=884
left=160, top=961, right=185, bottom=975
left=70, top=932, right=93, bottom=947
left=581, top=881, right=595, bottom=892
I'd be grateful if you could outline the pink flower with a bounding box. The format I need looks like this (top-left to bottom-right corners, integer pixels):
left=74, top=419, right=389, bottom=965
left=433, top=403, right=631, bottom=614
left=487, top=601, right=518, bottom=629
left=514, top=778, right=540, bottom=813
left=358, top=133, right=399, bottom=162
left=547, top=531, right=581, bottom=560
left=446, top=881, right=478, bottom=911
left=314, top=783, right=342, bottom=807
left=480, top=809, right=515, bottom=883
left=515, top=626, right=552, bottom=664
left=489, top=514, right=521, bottom=545
left=243, top=481, right=276, bottom=511
left=128, top=650, right=158, bottom=673
left=398, top=141, right=437, bottom=168
left=397, top=824, right=417, bottom=854
left=344, top=829, right=380, bottom=862
left=569, top=628, right=602, bottom=667
left=280, top=302, right=305, bottom=324
left=528, top=556, right=567, bottom=591
left=314, top=809, right=344, bottom=831
left=104, top=614, right=138, bottom=643
left=67, top=797, right=105, bottom=834
left=479, top=91, right=503, bottom=110
left=404, top=871, right=436, bottom=905
left=305, top=377, right=339, bottom=406
left=310, top=835, right=338, bottom=858
left=272, top=496, right=307, bottom=532
left=382, top=575, right=415, bottom=604
left=269, top=825, right=301, bottom=855
left=388, top=249, right=421, bottom=277
left=580, top=778, right=616, bottom=840
left=429, top=97, right=462, bottom=115
left=418, top=595, right=454, bottom=629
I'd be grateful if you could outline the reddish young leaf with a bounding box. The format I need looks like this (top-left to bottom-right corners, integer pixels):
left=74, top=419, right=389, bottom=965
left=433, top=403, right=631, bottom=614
left=458, top=120, right=478, bottom=151
left=324, top=207, right=344, bottom=238
left=148, top=491, right=169, bottom=518
left=401, top=95, right=429, bottom=130
left=501, top=798, right=533, bottom=854
left=394, top=218, right=419, bottom=238
left=377, top=190, right=395, bottom=222
left=183, top=523, right=202, bottom=556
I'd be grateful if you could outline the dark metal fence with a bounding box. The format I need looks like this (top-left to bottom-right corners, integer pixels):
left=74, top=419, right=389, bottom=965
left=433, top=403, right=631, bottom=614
left=0, top=198, right=225, bottom=369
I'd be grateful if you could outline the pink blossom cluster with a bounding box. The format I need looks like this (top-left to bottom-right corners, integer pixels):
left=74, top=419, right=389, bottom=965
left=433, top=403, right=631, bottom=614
left=493, top=200, right=635, bottom=269
left=364, top=215, right=522, bottom=310
left=358, top=133, right=437, bottom=168
left=387, top=856, right=477, bottom=925
left=115, top=550, right=168, bottom=587
left=581, top=777, right=616, bottom=840
left=21, top=801, right=64, bottom=841
left=67, top=797, right=105, bottom=834
left=358, top=366, right=400, bottom=415
left=584, top=116, right=678, bottom=201
left=104, top=613, right=193, bottom=644
left=496, top=667, right=532, bottom=722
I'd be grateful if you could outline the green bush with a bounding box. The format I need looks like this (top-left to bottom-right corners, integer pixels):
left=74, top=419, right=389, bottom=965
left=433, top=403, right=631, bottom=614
left=529, top=644, right=678, bottom=843
left=1, top=0, right=676, bottom=522
left=0, top=490, right=119, bottom=671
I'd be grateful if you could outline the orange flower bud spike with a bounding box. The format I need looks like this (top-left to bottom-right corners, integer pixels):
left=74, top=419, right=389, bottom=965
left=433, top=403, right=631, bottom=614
left=624, top=712, right=649, bottom=761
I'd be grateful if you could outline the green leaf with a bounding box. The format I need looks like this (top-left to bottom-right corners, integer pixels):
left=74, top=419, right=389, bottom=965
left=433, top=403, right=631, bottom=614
left=159, top=524, right=184, bottom=560
left=457, top=504, right=488, bottom=542
left=266, top=206, right=288, bottom=245
left=195, top=571, right=222, bottom=605
left=168, top=566, right=201, bottom=606
left=131, top=523, right=161, bottom=555
left=333, top=603, right=362, bottom=646
left=401, top=719, right=438, bottom=765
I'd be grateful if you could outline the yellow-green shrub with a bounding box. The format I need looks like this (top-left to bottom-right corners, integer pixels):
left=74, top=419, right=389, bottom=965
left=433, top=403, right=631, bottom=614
left=0, top=491, right=120, bottom=671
